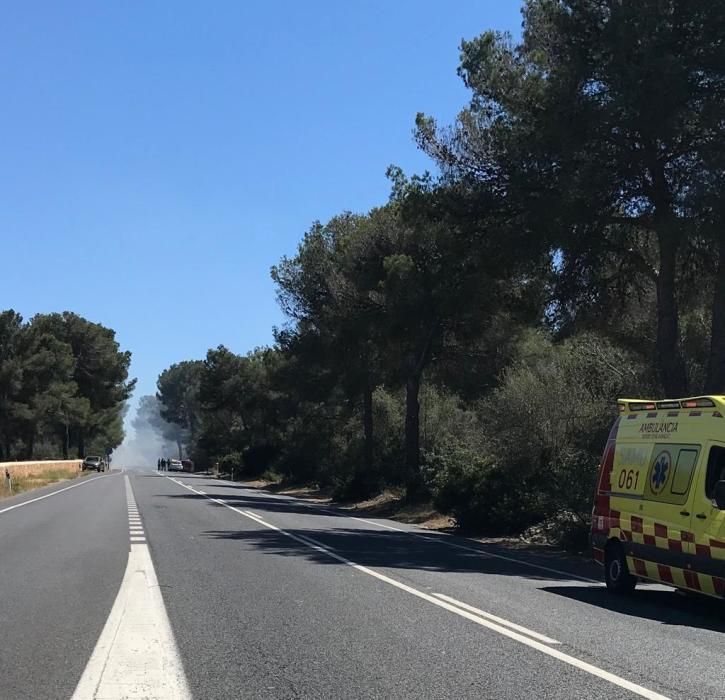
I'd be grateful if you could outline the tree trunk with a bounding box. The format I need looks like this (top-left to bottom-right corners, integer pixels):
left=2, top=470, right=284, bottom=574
left=26, top=428, right=35, bottom=460
left=405, top=369, right=422, bottom=499
left=363, top=380, right=374, bottom=476
left=656, top=232, right=688, bottom=396
left=706, top=233, right=725, bottom=393
left=77, top=429, right=85, bottom=459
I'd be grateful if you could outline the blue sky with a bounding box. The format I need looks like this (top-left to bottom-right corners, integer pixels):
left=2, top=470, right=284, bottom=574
left=0, top=1, right=523, bottom=424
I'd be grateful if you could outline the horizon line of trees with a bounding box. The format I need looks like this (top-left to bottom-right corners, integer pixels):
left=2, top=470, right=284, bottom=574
left=0, top=310, right=134, bottom=461
left=153, top=1, right=725, bottom=541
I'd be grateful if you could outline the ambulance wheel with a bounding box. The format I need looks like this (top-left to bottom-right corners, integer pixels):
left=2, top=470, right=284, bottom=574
left=604, top=542, right=636, bottom=594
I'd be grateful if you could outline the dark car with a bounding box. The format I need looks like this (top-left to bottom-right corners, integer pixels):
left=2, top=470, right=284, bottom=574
left=83, top=455, right=105, bottom=472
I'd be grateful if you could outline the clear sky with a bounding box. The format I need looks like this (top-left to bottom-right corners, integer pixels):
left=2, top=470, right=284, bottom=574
left=0, top=1, right=523, bottom=424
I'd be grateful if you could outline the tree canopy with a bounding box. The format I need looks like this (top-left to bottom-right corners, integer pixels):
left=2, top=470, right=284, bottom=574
left=0, top=310, right=134, bottom=460
left=153, top=2, right=725, bottom=541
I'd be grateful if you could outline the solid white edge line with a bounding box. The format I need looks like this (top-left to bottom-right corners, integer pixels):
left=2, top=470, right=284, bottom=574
left=0, top=473, right=116, bottom=515
left=349, top=515, right=599, bottom=584
left=174, top=475, right=599, bottom=584
left=166, top=477, right=670, bottom=700
left=432, top=593, right=560, bottom=645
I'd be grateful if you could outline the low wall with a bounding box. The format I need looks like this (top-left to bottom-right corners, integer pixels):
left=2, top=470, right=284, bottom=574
left=1, top=460, right=83, bottom=479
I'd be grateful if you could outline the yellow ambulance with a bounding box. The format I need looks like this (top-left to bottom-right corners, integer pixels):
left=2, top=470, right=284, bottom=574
left=591, top=396, right=725, bottom=597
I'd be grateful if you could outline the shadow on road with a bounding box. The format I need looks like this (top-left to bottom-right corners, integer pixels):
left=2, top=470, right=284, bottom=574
left=157, top=482, right=725, bottom=634
left=158, top=488, right=604, bottom=581
left=198, top=522, right=588, bottom=581
left=541, top=584, right=725, bottom=632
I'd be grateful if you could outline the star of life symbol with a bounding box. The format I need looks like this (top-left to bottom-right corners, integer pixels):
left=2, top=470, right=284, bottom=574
left=651, top=451, right=671, bottom=494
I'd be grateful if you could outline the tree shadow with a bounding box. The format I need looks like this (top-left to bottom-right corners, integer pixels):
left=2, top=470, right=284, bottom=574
left=540, top=584, right=725, bottom=632
left=205, top=523, right=725, bottom=632
left=199, top=523, right=588, bottom=581
left=159, top=490, right=603, bottom=579
left=159, top=487, right=725, bottom=633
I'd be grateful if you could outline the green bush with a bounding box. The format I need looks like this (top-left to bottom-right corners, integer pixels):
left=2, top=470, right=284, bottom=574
left=425, top=331, right=656, bottom=537
left=424, top=443, right=547, bottom=533
left=219, top=452, right=243, bottom=479
left=481, top=331, right=655, bottom=524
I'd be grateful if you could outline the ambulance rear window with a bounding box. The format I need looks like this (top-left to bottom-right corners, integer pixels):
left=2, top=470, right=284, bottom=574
left=671, top=449, right=698, bottom=496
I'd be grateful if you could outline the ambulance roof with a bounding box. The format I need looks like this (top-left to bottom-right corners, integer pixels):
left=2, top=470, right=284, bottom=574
left=618, top=396, right=725, bottom=414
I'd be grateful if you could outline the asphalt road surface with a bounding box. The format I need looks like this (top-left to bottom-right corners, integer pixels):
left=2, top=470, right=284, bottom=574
left=1, top=466, right=724, bottom=699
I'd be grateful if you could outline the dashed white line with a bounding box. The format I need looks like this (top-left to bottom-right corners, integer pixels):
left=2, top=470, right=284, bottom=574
left=433, top=593, right=560, bottom=645
left=72, top=476, right=189, bottom=699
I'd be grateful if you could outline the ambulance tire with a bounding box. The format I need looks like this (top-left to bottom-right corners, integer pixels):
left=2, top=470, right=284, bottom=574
left=604, top=541, right=636, bottom=595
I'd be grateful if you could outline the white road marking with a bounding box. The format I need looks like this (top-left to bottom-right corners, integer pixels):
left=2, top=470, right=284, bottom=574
left=348, top=515, right=600, bottom=584
left=73, top=477, right=189, bottom=699
left=168, top=477, right=670, bottom=700
left=220, top=485, right=601, bottom=585
left=0, top=473, right=115, bottom=516
left=432, top=593, right=559, bottom=644
left=349, top=515, right=403, bottom=532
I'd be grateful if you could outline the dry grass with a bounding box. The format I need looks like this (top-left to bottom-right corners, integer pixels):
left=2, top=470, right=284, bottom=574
left=0, top=460, right=83, bottom=498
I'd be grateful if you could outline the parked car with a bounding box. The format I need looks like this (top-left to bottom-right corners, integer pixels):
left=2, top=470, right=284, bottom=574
left=83, top=455, right=105, bottom=472
left=169, top=459, right=183, bottom=471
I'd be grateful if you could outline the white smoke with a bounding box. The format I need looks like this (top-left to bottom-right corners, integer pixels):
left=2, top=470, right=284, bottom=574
left=111, top=395, right=178, bottom=469
left=112, top=428, right=169, bottom=469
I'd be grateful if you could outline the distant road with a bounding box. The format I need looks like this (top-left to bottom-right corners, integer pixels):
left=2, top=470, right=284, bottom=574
left=1, top=468, right=723, bottom=699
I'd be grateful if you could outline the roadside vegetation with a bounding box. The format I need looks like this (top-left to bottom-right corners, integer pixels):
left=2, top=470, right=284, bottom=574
left=0, top=311, right=134, bottom=461
left=149, top=1, right=725, bottom=547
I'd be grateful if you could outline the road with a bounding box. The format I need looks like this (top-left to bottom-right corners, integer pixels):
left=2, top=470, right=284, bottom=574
left=1, top=467, right=724, bottom=699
